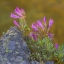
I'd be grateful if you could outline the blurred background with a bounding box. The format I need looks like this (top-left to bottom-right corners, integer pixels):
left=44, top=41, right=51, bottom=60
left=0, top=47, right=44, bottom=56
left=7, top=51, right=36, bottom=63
left=0, top=0, right=64, bottom=44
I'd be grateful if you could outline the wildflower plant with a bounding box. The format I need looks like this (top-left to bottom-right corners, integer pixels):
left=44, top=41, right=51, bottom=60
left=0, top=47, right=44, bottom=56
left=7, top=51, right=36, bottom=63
left=11, top=7, right=30, bottom=32
left=11, top=7, right=64, bottom=63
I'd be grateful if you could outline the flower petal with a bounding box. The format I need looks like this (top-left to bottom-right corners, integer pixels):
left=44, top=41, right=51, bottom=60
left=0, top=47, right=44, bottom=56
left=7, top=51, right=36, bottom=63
left=10, top=13, right=20, bottom=18
left=16, top=7, right=25, bottom=16
left=29, top=32, right=37, bottom=41
left=13, top=20, right=20, bottom=27
left=55, top=43, right=58, bottom=49
left=43, top=16, right=46, bottom=24
left=48, top=33, right=54, bottom=39
left=37, top=20, right=44, bottom=29
left=14, top=9, right=22, bottom=16
left=32, top=33, right=37, bottom=41
left=31, top=23, right=38, bottom=31
left=16, top=7, right=22, bottom=13
left=48, top=19, right=54, bottom=28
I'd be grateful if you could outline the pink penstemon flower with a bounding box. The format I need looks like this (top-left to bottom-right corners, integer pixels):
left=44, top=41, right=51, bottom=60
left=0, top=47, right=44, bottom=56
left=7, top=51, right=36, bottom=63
left=11, top=13, right=20, bottom=18
left=10, top=7, right=25, bottom=19
left=48, top=33, right=54, bottom=39
left=48, top=19, right=54, bottom=29
left=29, top=32, right=37, bottom=41
left=31, top=20, right=45, bottom=32
left=13, top=20, right=20, bottom=28
left=55, top=43, right=58, bottom=49
left=31, top=23, right=38, bottom=32
left=37, top=20, right=44, bottom=30
left=43, top=16, right=46, bottom=25
left=14, top=7, right=22, bottom=17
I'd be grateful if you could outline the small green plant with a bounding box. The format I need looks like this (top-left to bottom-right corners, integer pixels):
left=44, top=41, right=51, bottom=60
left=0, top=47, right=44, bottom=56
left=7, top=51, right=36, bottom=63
left=11, top=7, right=64, bottom=63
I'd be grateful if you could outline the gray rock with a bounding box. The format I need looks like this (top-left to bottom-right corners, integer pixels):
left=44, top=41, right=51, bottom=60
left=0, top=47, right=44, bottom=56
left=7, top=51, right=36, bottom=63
left=0, top=26, right=30, bottom=64
left=30, top=60, right=40, bottom=64
left=45, top=61, right=54, bottom=64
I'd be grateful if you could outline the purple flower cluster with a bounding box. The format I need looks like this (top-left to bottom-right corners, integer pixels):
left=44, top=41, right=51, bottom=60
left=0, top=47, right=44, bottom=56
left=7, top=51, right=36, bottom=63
left=10, top=7, right=25, bottom=28
left=11, top=7, right=25, bottom=19
left=31, top=17, right=54, bottom=32
left=29, top=17, right=54, bottom=41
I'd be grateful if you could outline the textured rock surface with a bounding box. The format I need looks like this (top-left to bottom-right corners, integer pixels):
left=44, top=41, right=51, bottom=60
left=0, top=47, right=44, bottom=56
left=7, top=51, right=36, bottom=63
left=0, top=26, right=30, bottom=64
left=45, top=61, right=54, bottom=64
left=0, top=26, right=54, bottom=64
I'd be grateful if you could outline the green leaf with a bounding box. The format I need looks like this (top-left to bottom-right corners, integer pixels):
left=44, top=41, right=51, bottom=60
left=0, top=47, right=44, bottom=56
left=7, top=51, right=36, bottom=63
left=43, top=55, right=47, bottom=59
